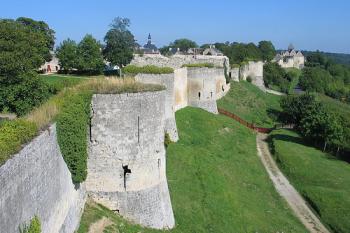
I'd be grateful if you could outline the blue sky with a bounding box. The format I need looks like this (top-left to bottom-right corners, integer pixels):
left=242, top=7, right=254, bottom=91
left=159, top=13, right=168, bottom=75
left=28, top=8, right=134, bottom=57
left=1, top=0, right=350, bottom=53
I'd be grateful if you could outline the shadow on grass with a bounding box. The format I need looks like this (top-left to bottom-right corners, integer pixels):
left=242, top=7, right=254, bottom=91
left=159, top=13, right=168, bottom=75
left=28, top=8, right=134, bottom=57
left=266, top=108, right=282, bottom=123
left=270, top=132, right=305, bottom=145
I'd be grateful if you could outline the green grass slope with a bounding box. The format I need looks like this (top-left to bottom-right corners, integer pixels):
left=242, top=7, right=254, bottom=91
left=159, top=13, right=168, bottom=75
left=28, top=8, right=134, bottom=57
left=78, top=107, right=306, bottom=233
left=270, top=129, right=350, bottom=233
left=39, top=74, right=87, bottom=91
left=217, top=81, right=281, bottom=128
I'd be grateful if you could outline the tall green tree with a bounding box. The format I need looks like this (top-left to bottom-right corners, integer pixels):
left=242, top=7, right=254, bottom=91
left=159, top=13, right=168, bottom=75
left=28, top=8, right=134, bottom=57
left=0, top=18, right=52, bottom=115
left=103, top=17, right=135, bottom=67
left=258, top=41, right=276, bottom=61
left=0, top=19, right=49, bottom=78
left=16, top=17, right=55, bottom=62
left=56, top=39, right=78, bottom=72
left=76, top=34, right=104, bottom=74
left=169, top=38, right=198, bottom=52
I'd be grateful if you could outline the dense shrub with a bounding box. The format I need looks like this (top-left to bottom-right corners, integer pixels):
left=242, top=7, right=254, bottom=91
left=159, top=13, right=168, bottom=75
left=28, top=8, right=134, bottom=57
left=123, top=65, right=174, bottom=74
left=20, top=216, right=41, bottom=233
left=0, top=119, right=37, bottom=165
left=280, top=93, right=347, bottom=155
left=246, top=76, right=252, bottom=83
left=56, top=91, right=92, bottom=183
left=0, top=73, right=51, bottom=116
left=182, top=63, right=214, bottom=68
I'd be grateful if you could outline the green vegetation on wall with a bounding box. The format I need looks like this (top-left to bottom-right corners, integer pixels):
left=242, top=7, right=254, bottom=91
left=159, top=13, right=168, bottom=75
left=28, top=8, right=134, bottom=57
left=123, top=65, right=174, bottom=74
left=0, top=119, right=37, bottom=166
left=56, top=91, right=92, bottom=183
left=270, top=129, right=350, bottom=233
left=20, top=216, right=41, bottom=233
left=181, top=63, right=214, bottom=68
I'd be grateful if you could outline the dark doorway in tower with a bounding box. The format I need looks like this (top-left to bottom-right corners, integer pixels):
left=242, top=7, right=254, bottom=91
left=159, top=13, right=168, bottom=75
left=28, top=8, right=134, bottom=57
left=122, top=165, right=131, bottom=189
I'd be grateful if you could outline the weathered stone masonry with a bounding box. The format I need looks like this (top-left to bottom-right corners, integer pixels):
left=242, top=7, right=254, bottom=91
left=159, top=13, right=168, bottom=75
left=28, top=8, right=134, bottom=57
left=85, top=91, right=175, bottom=229
left=0, top=125, right=86, bottom=233
left=135, top=74, right=179, bottom=141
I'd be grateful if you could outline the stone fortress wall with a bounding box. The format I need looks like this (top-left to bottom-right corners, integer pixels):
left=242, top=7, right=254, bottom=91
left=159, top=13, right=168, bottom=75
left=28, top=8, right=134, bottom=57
left=85, top=91, right=175, bottom=229
left=0, top=125, right=86, bottom=233
left=239, top=61, right=265, bottom=91
left=131, top=54, right=229, bottom=69
left=135, top=74, right=178, bottom=141
left=230, top=61, right=266, bottom=91
left=135, top=67, right=230, bottom=118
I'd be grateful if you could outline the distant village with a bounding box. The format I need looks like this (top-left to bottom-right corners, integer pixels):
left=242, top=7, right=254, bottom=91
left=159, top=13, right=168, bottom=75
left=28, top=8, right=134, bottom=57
left=40, top=33, right=305, bottom=74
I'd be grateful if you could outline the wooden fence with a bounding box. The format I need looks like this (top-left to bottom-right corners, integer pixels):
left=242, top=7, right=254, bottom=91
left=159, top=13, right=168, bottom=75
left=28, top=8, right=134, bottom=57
left=218, top=108, right=273, bottom=133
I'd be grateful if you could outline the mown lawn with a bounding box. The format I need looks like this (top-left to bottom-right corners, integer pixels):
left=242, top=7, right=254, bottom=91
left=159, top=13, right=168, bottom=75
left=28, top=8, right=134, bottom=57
left=78, top=107, right=306, bottom=233
left=39, top=74, right=88, bottom=91
left=217, top=81, right=281, bottom=128
left=270, top=129, right=350, bottom=233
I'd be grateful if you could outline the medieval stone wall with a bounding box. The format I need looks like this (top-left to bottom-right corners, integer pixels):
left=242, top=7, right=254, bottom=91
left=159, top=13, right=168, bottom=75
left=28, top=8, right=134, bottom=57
left=0, top=124, right=86, bottom=233
left=187, top=68, right=219, bottom=114
left=174, top=67, right=188, bottom=111
left=131, top=54, right=229, bottom=69
left=240, top=61, right=266, bottom=91
left=230, top=67, right=240, bottom=82
left=135, top=74, right=178, bottom=141
left=85, top=91, right=175, bottom=230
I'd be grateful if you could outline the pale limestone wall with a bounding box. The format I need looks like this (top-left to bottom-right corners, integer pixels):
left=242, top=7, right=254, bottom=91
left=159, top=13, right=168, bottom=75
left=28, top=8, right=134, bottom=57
left=135, top=74, right=178, bottom=141
left=174, top=67, right=188, bottom=111
left=0, top=124, right=86, bottom=233
left=187, top=68, right=219, bottom=114
left=214, top=68, right=230, bottom=99
left=86, top=91, right=175, bottom=229
left=277, top=56, right=305, bottom=69
left=230, top=67, right=240, bottom=82
left=240, top=61, right=266, bottom=91
left=131, top=54, right=229, bottom=69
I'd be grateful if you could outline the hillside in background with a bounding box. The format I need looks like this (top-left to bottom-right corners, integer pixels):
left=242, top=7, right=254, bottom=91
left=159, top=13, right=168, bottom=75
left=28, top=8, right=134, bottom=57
left=302, top=51, right=350, bottom=66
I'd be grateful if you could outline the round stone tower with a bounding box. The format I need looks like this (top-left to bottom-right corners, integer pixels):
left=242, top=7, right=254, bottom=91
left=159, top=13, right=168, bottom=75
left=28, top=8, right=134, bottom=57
left=85, top=90, right=175, bottom=229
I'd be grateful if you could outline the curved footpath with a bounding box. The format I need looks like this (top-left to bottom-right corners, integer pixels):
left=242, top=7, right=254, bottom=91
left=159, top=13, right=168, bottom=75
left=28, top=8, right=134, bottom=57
left=256, top=133, right=330, bottom=233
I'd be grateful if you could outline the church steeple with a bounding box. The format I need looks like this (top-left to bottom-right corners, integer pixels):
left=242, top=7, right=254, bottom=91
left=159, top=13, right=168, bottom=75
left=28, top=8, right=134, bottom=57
left=148, top=33, right=152, bottom=44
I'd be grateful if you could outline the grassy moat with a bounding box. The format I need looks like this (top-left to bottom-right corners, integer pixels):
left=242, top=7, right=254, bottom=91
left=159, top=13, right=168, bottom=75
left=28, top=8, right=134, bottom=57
left=78, top=107, right=306, bottom=233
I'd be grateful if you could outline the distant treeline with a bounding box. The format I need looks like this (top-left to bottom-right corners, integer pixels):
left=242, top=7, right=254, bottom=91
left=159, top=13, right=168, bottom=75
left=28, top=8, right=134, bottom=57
left=302, top=50, right=350, bottom=66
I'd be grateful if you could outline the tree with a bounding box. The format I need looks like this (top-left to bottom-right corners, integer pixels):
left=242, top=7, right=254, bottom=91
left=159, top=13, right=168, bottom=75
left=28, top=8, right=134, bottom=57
left=279, top=93, right=318, bottom=126
left=76, top=34, right=104, bottom=74
left=103, top=17, right=135, bottom=67
left=299, top=67, right=333, bottom=93
left=16, top=17, right=55, bottom=62
left=258, top=41, right=276, bottom=61
left=56, top=39, right=78, bottom=72
left=0, top=18, right=52, bottom=115
left=0, top=19, right=49, bottom=78
left=263, top=62, right=291, bottom=93
left=169, top=38, right=198, bottom=52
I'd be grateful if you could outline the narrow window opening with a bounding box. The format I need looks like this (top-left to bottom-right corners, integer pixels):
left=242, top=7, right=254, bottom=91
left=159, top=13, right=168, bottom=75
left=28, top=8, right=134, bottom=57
left=122, top=165, right=132, bottom=190
left=137, top=116, right=140, bottom=143
left=210, top=92, right=213, bottom=98
left=89, top=118, right=92, bottom=142
left=158, top=158, right=161, bottom=168
left=198, top=92, right=201, bottom=100
left=229, top=72, right=232, bottom=78
left=222, top=85, right=225, bottom=92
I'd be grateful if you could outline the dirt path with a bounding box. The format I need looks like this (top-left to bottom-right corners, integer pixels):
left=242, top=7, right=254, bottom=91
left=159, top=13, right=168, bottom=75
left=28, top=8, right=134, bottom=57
left=256, top=133, right=330, bottom=233
left=88, top=217, right=113, bottom=233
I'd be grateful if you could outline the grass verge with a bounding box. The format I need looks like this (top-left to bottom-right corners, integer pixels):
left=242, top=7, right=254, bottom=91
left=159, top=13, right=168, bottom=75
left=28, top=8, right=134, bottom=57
left=270, top=129, right=350, bottom=233
left=217, top=81, right=281, bottom=128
